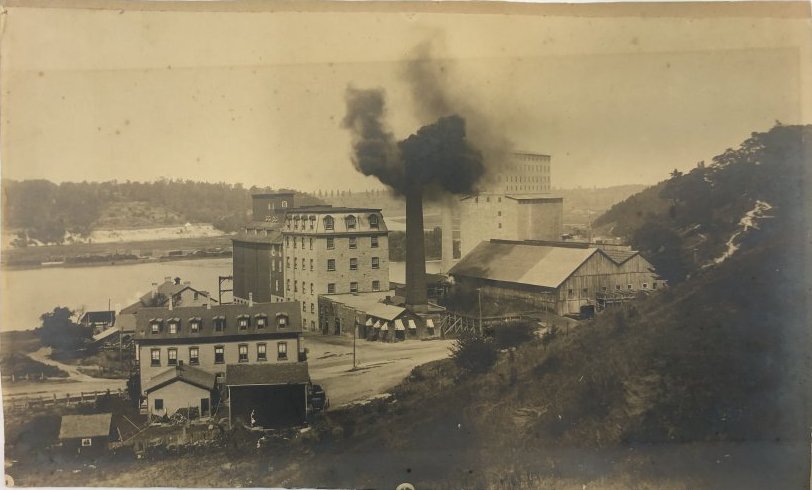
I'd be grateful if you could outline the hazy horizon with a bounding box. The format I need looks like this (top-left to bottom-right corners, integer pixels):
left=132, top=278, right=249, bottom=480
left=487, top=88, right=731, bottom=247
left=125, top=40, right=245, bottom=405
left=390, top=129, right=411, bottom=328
left=2, top=3, right=810, bottom=192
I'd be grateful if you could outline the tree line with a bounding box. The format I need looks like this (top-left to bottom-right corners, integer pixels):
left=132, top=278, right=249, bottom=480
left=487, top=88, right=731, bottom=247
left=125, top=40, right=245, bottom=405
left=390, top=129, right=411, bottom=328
left=1, top=179, right=322, bottom=245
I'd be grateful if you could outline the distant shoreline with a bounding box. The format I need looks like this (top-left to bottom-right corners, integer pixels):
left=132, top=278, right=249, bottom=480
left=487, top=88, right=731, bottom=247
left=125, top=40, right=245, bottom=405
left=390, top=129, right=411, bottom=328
left=0, top=252, right=233, bottom=272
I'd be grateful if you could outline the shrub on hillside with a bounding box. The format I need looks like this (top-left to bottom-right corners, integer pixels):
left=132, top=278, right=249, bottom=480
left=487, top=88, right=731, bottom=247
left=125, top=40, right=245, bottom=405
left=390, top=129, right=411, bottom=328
left=491, top=321, right=536, bottom=349
left=450, top=333, right=497, bottom=373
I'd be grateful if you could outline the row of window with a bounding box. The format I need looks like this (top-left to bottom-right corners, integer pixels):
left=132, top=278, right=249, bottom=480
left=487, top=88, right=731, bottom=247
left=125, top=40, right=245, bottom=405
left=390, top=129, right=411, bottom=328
left=287, top=280, right=382, bottom=295
left=149, top=341, right=288, bottom=366
left=285, top=255, right=381, bottom=272
left=285, top=235, right=380, bottom=250
left=286, top=214, right=380, bottom=231
left=149, top=314, right=289, bottom=335
left=565, top=282, right=658, bottom=298
left=506, top=185, right=548, bottom=192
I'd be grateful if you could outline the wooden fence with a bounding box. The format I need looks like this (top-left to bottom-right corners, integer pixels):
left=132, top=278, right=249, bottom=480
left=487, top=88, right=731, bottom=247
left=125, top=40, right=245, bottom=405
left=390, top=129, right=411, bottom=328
left=3, top=389, right=126, bottom=412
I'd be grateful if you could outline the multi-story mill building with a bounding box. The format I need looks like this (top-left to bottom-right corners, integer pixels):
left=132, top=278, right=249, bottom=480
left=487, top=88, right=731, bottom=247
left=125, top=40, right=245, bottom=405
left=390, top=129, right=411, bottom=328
left=232, top=192, right=390, bottom=332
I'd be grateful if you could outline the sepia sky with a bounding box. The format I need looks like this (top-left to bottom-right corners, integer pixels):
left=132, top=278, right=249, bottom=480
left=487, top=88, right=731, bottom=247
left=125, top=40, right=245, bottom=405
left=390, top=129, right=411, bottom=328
left=1, top=2, right=810, bottom=191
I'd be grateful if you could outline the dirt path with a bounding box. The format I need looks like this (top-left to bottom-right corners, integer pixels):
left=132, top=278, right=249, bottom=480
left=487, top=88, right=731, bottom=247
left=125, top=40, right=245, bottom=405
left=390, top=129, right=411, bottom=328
left=304, top=335, right=454, bottom=407
left=26, top=346, right=97, bottom=381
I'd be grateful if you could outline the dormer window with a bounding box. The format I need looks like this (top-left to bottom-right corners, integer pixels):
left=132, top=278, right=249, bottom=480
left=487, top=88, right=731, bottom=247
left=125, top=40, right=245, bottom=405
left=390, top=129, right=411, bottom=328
left=324, top=216, right=334, bottom=230
left=213, top=316, right=226, bottom=332
left=238, top=315, right=250, bottom=330
left=189, top=318, right=201, bottom=333
left=276, top=313, right=289, bottom=328
left=168, top=319, right=180, bottom=334
left=369, top=214, right=379, bottom=229
left=150, top=320, right=162, bottom=334
left=345, top=215, right=357, bottom=230
left=255, top=315, right=267, bottom=329
left=309, top=216, right=316, bottom=229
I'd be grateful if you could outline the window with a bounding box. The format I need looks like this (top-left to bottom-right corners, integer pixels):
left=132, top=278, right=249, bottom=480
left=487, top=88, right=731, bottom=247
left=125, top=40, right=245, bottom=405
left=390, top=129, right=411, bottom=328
left=286, top=257, right=290, bottom=269
left=286, top=279, right=290, bottom=291
left=271, top=260, right=276, bottom=272
left=151, top=348, right=161, bottom=367
left=277, top=314, right=289, bottom=328
left=301, top=237, right=305, bottom=249
left=371, top=257, right=379, bottom=269
left=238, top=344, right=248, bottom=363
left=369, top=214, right=379, bottom=229
left=653, top=282, right=658, bottom=290
left=628, top=284, right=633, bottom=290
left=167, top=348, right=178, bottom=366
left=81, top=438, right=92, bottom=447
left=372, top=280, right=380, bottom=291
left=293, top=258, right=297, bottom=269
left=350, top=258, right=358, bottom=270
left=214, top=317, right=226, bottom=331
left=498, top=223, right=502, bottom=229
left=642, top=283, right=648, bottom=289
left=150, top=321, right=161, bottom=334
left=302, top=302, right=306, bottom=312
left=294, top=282, right=298, bottom=293
left=310, top=283, right=314, bottom=294
left=309, top=217, right=315, bottom=230
left=189, top=347, right=199, bottom=365
left=602, top=286, right=608, bottom=292
left=616, top=285, right=621, bottom=290
left=257, top=343, right=267, bottom=361
left=349, top=237, right=357, bottom=249
left=301, top=258, right=306, bottom=270
left=310, top=303, right=315, bottom=314
left=154, top=399, right=164, bottom=411
left=345, top=215, right=357, bottom=230
left=371, top=236, right=379, bottom=248
left=286, top=236, right=290, bottom=246
left=327, top=259, right=336, bottom=271
left=281, top=200, right=288, bottom=208
left=324, top=216, right=334, bottom=230
left=582, top=288, right=588, bottom=296
left=190, top=320, right=200, bottom=333
left=277, top=342, right=288, bottom=360
left=497, top=211, right=502, bottom=217
left=350, top=282, right=359, bottom=293
left=567, top=289, right=574, bottom=298
left=309, top=237, right=313, bottom=250
left=327, top=237, right=335, bottom=249
left=214, top=345, right=225, bottom=364
left=238, top=316, right=250, bottom=330
left=310, top=259, right=314, bottom=271
left=256, top=315, right=267, bottom=329
left=327, top=283, right=336, bottom=294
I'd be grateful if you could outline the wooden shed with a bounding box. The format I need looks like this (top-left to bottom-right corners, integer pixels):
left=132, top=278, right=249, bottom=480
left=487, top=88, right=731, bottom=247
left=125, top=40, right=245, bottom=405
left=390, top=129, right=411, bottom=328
left=58, top=413, right=114, bottom=455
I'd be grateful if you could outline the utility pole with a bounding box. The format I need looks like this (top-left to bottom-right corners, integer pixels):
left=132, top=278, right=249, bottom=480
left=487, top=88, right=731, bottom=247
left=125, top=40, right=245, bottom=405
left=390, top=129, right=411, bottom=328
left=478, top=288, right=483, bottom=336
left=353, top=322, right=357, bottom=370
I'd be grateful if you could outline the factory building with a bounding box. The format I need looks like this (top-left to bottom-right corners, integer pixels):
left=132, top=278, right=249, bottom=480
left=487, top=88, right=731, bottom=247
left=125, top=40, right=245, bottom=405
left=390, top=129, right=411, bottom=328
left=449, top=151, right=564, bottom=261
left=282, top=206, right=390, bottom=331
left=449, top=239, right=663, bottom=316
left=232, top=192, right=390, bottom=332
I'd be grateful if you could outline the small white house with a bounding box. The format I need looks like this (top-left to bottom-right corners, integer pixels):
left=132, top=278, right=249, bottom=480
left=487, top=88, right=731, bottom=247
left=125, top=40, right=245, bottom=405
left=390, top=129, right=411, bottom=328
left=143, top=363, right=216, bottom=418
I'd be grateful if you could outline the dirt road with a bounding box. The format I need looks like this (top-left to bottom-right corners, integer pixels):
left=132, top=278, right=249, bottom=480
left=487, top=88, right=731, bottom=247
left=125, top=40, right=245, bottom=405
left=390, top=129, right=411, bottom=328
left=304, top=334, right=454, bottom=407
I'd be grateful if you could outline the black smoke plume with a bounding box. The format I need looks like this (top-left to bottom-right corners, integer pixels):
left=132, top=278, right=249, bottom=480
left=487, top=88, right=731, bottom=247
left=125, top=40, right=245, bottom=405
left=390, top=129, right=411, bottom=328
left=342, top=87, right=484, bottom=197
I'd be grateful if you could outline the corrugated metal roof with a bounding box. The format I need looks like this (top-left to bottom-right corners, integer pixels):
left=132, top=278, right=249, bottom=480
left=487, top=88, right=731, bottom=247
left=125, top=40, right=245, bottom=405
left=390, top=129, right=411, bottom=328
left=59, top=413, right=112, bottom=440
left=143, top=364, right=217, bottom=394
left=449, top=241, right=598, bottom=289
left=226, top=362, right=310, bottom=386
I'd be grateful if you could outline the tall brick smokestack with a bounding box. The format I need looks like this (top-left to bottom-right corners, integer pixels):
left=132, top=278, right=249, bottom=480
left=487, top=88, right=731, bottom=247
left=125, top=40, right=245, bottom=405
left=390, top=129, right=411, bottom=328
left=405, top=182, right=428, bottom=310
left=343, top=87, right=484, bottom=311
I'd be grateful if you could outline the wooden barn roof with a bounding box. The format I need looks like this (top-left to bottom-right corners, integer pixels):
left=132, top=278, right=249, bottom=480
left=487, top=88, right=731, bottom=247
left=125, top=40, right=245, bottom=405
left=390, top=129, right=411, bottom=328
left=59, top=413, right=112, bottom=440
left=226, top=362, right=310, bottom=386
left=449, top=241, right=599, bottom=289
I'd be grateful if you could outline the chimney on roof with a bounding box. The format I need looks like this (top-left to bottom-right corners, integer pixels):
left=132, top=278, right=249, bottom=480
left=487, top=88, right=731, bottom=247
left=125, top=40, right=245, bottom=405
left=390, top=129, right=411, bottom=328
left=164, top=276, right=172, bottom=283
left=152, top=282, right=158, bottom=298
left=168, top=296, right=174, bottom=311
left=248, top=292, right=254, bottom=307
left=206, top=301, right=211, bottom=310
left=174, top=277, right=181, bottom=285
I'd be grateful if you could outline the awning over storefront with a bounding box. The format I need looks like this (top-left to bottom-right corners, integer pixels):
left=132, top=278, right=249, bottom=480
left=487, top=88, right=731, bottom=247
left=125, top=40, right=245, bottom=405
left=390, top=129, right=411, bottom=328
left=373, top=320, right=381, bottom=329
left=408, top=319, right=417, bottom=329
left=426, top=319, right=435, bottom=328
left=394, top=319, right=405, bottom=331
left=380, top=323, right=389, bottom=331
left=365, top=318, right=374, bottom=327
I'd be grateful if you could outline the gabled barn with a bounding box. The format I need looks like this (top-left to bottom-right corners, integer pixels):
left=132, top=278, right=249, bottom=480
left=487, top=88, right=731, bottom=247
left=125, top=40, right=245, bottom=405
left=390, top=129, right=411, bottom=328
left=449, top=240, right=664, bottom=315
left=58, top=413, right=114, bottom=455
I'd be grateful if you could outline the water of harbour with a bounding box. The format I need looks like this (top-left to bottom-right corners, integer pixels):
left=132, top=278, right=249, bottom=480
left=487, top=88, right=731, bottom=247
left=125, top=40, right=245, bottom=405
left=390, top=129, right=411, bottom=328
left=0, top=259, right=444, bottom=332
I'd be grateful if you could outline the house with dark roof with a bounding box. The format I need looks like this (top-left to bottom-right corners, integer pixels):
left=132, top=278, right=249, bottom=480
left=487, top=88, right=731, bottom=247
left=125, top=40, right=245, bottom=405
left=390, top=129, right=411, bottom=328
left=117, top=276, right=218, bottom=334
left=80, top=311, right=116, bottom=332
left=58, top=413, right=114, bottom=454
left=449, top=239, right=664, bottom=315
left=133, top=300, right=306, bottom=420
